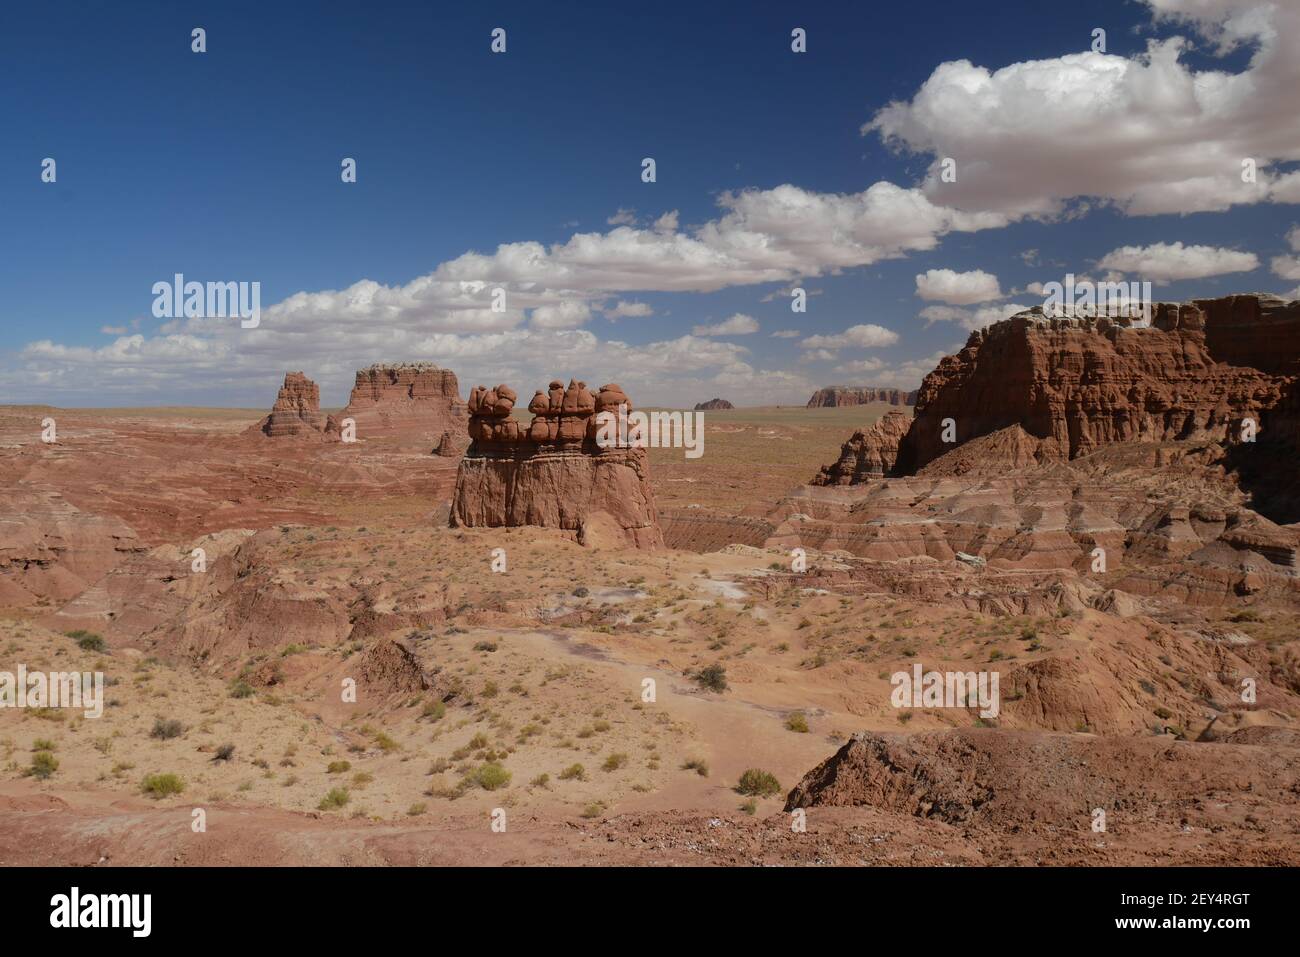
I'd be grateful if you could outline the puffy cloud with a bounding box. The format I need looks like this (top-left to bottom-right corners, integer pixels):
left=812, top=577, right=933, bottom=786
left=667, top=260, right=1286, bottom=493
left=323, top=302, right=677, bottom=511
left=801, top=323, right=899, bottom=350
left=530, top=300, right=593, bottom=329
left=1096, top=241, right=1259, bottom=281
left=919, top=302, right=1032, bottom=331
left=865, top=1, right=1300, bottom=217
left=915, top=268, right=1003, bottom=304
left=653, top=210, right=679, bottom=233
left=436, top=182, right=1006, bottom=296
left=606, top=208, right=637, bottom=226
left=1272, top=256, right=1300, bottom=281
left=99, top=325, right=127, bottom=335
left=851, top=349, right=957, bottom=390
left=602, top=300, right=654, bottom=319
left=691, top=313, right=759, bottom=336
left=770, top=329, right=800, bottom=338
left=832, top=357, right=884, bottom=375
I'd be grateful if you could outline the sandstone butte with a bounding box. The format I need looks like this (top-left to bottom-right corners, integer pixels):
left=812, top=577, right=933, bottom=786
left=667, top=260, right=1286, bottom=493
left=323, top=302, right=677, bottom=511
left=806, top=386, right=918, bottom=408
left=329, top=362, right=468, bottom=444
left=450, top=378, right=663, bottom=549
left=694, top=397, right=734, bottom=410
left=250, top=371, right=328, bottom=437
left=814, top=294, right=1300, bottom=484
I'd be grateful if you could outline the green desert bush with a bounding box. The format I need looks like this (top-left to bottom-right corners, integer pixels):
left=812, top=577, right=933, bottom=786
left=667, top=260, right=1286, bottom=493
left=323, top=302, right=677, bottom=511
left=735, top=768, right=782, bottom=798
left=141, top=773, right=185, bottom=798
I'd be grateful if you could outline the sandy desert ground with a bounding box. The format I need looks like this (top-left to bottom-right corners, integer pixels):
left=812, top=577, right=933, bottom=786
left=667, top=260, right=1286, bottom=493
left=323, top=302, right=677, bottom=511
left=2, top=388, right=1297, bottom=867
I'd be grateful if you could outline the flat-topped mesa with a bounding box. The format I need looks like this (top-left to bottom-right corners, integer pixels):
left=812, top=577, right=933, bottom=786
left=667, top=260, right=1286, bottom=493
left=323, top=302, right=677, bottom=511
left=327, top=362, right=467, bottom=443
left=452, top=378, right=663, bottom=549
left=807, top=386, right=918, bottom=408
left=813, top=293, right=1300, bottom=483
left=253, top=372, right=327, bottom=437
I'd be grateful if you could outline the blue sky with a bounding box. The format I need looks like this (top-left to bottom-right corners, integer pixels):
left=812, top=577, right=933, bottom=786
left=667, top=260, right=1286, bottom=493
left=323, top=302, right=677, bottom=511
left=3, top=0, right=1299, bottom=407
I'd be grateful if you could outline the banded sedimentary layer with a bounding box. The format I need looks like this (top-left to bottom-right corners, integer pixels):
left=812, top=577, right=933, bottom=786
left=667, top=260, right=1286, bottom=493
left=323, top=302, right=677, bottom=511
left=450, top=379, right=663, bottom=549
left=807, top=386, right=918, bottom=408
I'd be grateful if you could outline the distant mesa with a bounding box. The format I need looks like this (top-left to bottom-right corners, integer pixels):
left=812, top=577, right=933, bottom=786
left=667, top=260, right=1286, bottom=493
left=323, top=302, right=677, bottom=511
left=807, top=386, right=918, bottom=408
left=451, top=378, right=663, bottom=549
left=694, top=397, right=733, bottom=410
left=332, top=362, right=467, bottom=443
left=252, top=372, right=328, bottom=437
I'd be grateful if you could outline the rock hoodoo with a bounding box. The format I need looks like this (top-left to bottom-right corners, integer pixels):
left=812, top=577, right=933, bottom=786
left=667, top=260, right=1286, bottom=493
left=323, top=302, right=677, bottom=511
left=330, top=362, right=467, bottom=443
left=815, top=294, right=1300, bottom=482
left=451, top=378, right=663, bottom=548
left=694, top=398, right=734, bottom=410
left=252, top=372, right=327, bottom=437
left=807, top=386, right=918, bottom=408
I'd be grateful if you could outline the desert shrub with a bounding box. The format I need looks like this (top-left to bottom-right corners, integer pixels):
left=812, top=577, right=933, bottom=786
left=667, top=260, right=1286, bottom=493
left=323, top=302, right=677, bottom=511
left=580, top=802, right=604, bottom=819
left=214, top=743, right=235, bottom=761
left=474, top=763, right=511, bottom=791
left=558, top=763, right=586, bottom=781
left=422, top=700, right=446, bottom=721
left=30, top=751, right=59, bottom=779
left=692, top=663, right=728, bottom=693
left=229, top=680, right=254, bottom=699
left=601, top=753, right=628, bottom=772
left=735, top=768, right=782, bottom=797
left=784, top=712, right=809, bottom=733
left=326, top=760, right=351, bottom=774
left=473, top=641, right=498, bottom=653
left=32, top=738, right=57, bottom=752
left=407, top=802, right=427, bottom=816
left=681, top=758, right=709, bottom=777
left=141, top=773, right=185, bottom=798
left=69, top=630, right=106, bottom=652
left=318, top=787, right=350, bottom=810
left=150, top=718, right=184, bottom=740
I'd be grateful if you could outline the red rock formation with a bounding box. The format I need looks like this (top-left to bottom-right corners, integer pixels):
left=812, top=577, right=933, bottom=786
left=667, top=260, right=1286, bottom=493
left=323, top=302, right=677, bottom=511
left=807, top=386, right=918, bottom=408
left=694, top=398, right=734, bottom=410
left=329, top=363, right=467, bottom=444
left=451, top=378, right=663, bottom=548
left=252, top=372, right=327, bottom=437
left=816, top=294, right=1300, bottom=480
left=812, top=410, right=912, bottom=485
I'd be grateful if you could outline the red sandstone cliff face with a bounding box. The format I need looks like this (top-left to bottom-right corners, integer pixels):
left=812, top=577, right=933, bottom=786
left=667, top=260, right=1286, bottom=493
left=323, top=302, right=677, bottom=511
left=815, top=295, right=1300, bottom=482
left=329, top=363, right=467, bottom=443
left=252, top=372, right=326, bottom=437
left=450, top=379, right=663, bottom=549
left=813, top=410, right=912, bottom=485
left=807, top=386, right=918, bottom=408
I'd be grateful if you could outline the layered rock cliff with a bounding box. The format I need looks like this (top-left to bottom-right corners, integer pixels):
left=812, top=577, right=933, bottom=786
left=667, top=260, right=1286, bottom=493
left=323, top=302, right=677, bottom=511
left=815, top=294, right=1300, bottom=483
left=330, top=362, right=467, bottom=443
left=252, top=372, right=327, bottom=437
left=450, top=379, right=663, bottom=549
left=807, top=386, right=918, bottom=408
